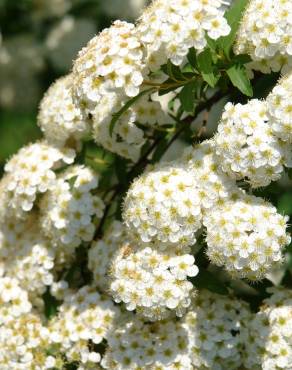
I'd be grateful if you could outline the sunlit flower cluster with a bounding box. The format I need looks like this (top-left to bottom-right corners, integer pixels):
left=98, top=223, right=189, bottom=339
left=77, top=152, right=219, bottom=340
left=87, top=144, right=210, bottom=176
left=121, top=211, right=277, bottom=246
left=38, top=74, right=90, bottom=148
left=235, top=0, right=292, bottom=74
left=138, top=0, right=231, bottom=69
left=110, top=243, right=198, bottom=320
left=48, top=285, right=120, bottom=367
left=204, top=192, right=290, bottom=280
left=0, top=142, right=75, bottom=221
left=243, top=288, right=292, bottom=370
left=123, top=161, right=202, bottom=248
left=267, top=72, right=292, bottom=143
left=40, top=165, right=104, bottom=249
left=183, top=290, right=250, bottom=370
left=214, top=100, right=290, bottom=188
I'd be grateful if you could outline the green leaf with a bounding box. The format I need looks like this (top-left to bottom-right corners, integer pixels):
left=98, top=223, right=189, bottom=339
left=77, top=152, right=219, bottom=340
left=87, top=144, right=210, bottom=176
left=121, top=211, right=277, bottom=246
left=187, top=48, right=197, bottom=69
left=226, top=64, right=253, bottom=97
left=218, top=0, right=249, bottom=56
left=191, top=269, right=229, bottom=295
left=179, top=81, right=197, bottom=113
left=278, top=193, right=292, bottom=215
left=288, top=168, right=292, bottom=180
left=197, top=49, right=220, bottom=88
left=109, top=88, right=155, bottom=136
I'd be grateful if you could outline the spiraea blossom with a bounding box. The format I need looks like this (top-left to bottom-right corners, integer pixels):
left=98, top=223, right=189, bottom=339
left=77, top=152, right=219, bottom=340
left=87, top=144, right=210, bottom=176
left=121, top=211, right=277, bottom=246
left=235, top=0, right=292, bottom=74
left=0, top=312, right=59, bottom=370
left=204, top=192, right=290, bottom=280
left=243, top=288, right=292, bottom=370
left=137, top=0, right=231, bottom=69
left=0, top=215, right=55, bottom=304
left=266, top=72, right=292, bottom=143
left=38, top=74, right=90, bottom=147
left=72, top=20, right=146, bottom=116
left=92, top=95, right=167, bottom=161
left=110, top=242, right=198, bottom=320
left=40, top=165, right=104, bottom=249
left=182, top=140, right=237, bottom=210
left=88, top=221, right=128, bottom=292
left=0, top=277, right=32, bottom=323
left=123, top=161, right=202, bottom=248
left=0, top=142, right=75, bottom=221
left=182, top=290, right=250, bottom=370
left=102, top=313, right=192, bottom=369
left=214, top=100, right=291, bottom=188
left=48, top=286, right=120, bottom=367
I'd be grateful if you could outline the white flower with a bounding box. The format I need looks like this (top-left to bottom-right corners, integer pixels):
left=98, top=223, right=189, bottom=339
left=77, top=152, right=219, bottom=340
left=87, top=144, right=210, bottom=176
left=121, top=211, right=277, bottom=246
left=204, top=192, right=290, bottom=280
left=235, top=0, right=292, bottom=74
left=38, top=74, right=90, bottom=147
left=110, top=242, right=198, bottom=320
left=214, top=100, right=290, bottom=187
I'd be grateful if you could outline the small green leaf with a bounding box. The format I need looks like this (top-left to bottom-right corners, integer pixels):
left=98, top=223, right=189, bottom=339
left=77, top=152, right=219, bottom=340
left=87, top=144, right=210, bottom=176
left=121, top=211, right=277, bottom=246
left=197, top=49, right=220, bottom=88
left=278, top=193, right=292, bottom=215
left=288, top=168, right=292, bottom=180
left=68, top=175, right=78, bottom=190
left=187, top=48, right=197, bottom=69
left=218, top=0, right=249, bottom=56
left=179, top=81, right=197, bottom=113
left=109, top=88, right=155, bottom=136
left=221, top=0, right=249, bottom=52
left=191, top=269, right=228, bottom=295
left=226, top=64, right=253, bottom=97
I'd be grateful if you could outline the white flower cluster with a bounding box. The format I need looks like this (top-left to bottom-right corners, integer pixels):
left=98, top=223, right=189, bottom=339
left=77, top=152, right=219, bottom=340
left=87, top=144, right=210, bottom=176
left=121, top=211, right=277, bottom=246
left=93, top=95, right=167, bottom=161
left=102, top=313, right=192, bottom=369
left=0, top=277, right=32, bottom=322
left=182, top=290, right=250, bottom=370
left=40, top=165, right=104, bottom=249
left=123, top=161, right=202, bottom=248
left=204, top=192, right=290, bottom=280
left=138, top=0, right=230, bottom=69
left=243, top=288, right=292, bottom=370
left=235, top=0, right=292, bottom=74
left=182, top=140, right=237, bottom=210
left=0, top=216, right=55, bottom=304
left=72, top=20, right=146, bottom=116
left=267, top=72, right=292, bottom=143
left=88, top=221, right=127, bottom=292
left=110, top=243, right=198, bottom=320
left=0, top=142, right=75, bottom=221
left=214, top=99, right=291, bottom=188
left=38, top=74, right=90, bottom=148
left=102, top=289, right=250, bottom=370
left=0, top=313, right=59, bottom=370
left=49, top=286, right=120, bottom=367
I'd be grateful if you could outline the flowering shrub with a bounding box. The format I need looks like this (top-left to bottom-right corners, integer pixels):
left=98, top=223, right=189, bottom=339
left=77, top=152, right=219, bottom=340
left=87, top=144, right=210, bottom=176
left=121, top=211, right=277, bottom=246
left=0, top=0, right=291, bottom=369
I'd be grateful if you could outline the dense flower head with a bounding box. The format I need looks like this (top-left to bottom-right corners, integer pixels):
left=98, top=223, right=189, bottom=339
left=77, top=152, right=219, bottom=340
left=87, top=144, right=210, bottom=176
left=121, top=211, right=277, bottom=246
left=266, top=72, right=292, bottom=143
left=204, top=192, right=291, bottom=280
left=235, top=0, right=292, bottom=74
left=182, top=140, right=237, bottom=210
left=0, top=215, right=55, bottom=303
left=182, top=290, right=250, bottom=370
left=48, top=286, right=120, bottom=367
left=102, top=313, right=192, bottom=369
left=0, top=312, right=59, bottom=370
left=214, top=100, right=291, bottom=188
left=123, top=161, right=202, bottom=248
left=110, top=242, right=198, bottom=321
left=38, top=74, right=90, bottom=147
left=88, top=221, right=127, bottom=292
left=40, top=165, right=104, bottom=249
left=0, top=277, right=32, bottom=324
left=92, top=95, right=167, bottom=161
left=243, top=288, right=292, bottom=370
left=72, top=20, right=146, bottom=116
left=1, top=142, right=75, bottom=221
left=137, top=0, right=231, bottom=70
